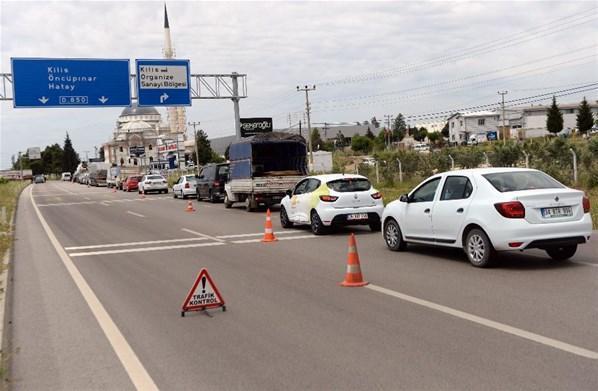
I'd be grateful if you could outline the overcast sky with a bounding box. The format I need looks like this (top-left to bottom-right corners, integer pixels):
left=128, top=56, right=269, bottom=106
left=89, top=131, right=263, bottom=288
left=1, top=0, right=597, bottom=169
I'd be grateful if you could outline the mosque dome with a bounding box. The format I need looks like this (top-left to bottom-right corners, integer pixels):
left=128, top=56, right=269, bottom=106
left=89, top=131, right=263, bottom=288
left=121, top=121, right=153, bottom=132
left=120, top=103, right=159, bottom=117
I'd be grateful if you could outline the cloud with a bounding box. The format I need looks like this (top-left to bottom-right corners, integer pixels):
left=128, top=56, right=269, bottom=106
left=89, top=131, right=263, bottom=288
left=1, top=0, right=596, bottom=168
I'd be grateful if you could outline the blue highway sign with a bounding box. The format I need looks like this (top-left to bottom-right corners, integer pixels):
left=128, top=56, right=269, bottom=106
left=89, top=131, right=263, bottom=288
left=136, top=59, right=191, bottom=106
left=11, top=58, right=131, bottom=108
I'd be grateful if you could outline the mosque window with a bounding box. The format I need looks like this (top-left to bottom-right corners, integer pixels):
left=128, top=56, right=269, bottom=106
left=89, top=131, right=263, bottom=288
left=134, top=159, right=138, bottom=166
left=148, top=144, right=153, bottom=150
left=119, top=146, right=123, bottom=152
left=149, top=157, right=154, bottom=162
left=120, top=158, right=124, bottom=165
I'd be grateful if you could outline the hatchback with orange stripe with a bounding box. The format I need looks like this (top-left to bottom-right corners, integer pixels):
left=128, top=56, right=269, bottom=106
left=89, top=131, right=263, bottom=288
left=280, top=174, right=384, bottom=235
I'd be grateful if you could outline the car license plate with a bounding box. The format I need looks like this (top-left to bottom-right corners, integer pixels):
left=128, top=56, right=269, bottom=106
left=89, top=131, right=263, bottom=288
left=541, top=206, right=572, bottom=218
left=347, top=213, right=368, bottom=221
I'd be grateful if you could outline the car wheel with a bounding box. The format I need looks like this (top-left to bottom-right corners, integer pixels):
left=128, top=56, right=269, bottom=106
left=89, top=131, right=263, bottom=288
left=224, top=194, right=232, bottom=209
left=310, top=210, right=327, bottom=235
left=384, top=219, right=407, bottom=251
left=369, top=221, right=381, bottom=232
left=465, top=228, right=495, bottom=268
left=546, top=245, right=577, bottom=261
left=209, top=191, right=217, bottom=203
left=280, top=207, right=293, bottom=228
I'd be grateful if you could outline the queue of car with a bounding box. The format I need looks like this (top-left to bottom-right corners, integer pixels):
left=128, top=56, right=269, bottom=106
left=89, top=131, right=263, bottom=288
left=61, top=164, right=593, bottom=268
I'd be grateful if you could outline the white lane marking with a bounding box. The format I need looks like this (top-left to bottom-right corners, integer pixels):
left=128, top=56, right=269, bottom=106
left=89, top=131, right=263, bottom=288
left=572, top=261, right=598, bottom=268
left=69, top=241, right=225, bottom=257
left=65, top=237, right=208, bottom=250
left=231, top=234, right=317, bottom=244
left=217, top=231, right=303, bottom=239
left=126, top=211, right=145, bottom=218
left=181, top=228, right=225, bottom=243
left=38, top=201, right=98, bottom=207
left=366, top=284, right=598, bottom=360
left=29, top=187, right=159, bottom=389
left=84, top=197, right=91, bottom=201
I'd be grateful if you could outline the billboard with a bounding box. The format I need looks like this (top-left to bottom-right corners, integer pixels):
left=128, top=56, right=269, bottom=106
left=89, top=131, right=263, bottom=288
left=129, top=146, right=145, bottom=157
left=240, top=117, right=273, bottom=137
left=28, top=147, right=41, bottom=160
left=158, top=142, right=178, bottom=153
left=487, top=131, right=498, bottom=141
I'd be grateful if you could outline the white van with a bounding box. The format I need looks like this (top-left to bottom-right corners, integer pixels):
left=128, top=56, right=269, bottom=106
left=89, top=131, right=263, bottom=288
left=61, top=172, right=72, bottom=181
left=413, top=143, right=430, bottom=153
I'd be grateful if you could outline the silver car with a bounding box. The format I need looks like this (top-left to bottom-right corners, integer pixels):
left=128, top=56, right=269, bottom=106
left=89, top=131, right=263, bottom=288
left=172, top=175, right=198, bottom=199
left=139, top=174, right=168, bottom=194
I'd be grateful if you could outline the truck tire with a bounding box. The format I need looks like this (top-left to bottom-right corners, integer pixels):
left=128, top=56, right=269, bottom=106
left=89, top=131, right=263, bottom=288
left=245, top=196, right=256, bottom=212
left=224, top=194, right=232, bottom=209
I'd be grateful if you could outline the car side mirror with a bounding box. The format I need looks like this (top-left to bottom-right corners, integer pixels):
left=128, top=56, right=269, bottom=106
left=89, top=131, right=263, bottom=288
left=399, top=194, right=409, bottom=203
left=286, top=189, right=293, bottom=197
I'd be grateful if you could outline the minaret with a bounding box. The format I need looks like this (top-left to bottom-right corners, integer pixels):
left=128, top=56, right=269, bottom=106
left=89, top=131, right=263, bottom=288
left=163, top=3, right=186, bottom=137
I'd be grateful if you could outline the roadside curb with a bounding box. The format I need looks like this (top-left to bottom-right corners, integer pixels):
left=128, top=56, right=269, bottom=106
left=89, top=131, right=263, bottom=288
left=0, top=184, right=28, bottom=389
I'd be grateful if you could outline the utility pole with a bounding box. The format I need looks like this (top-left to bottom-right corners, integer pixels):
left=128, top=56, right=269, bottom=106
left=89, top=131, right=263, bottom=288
left=232, top=72, right=242, bottom=141
left=297, top=84, right=316, bottom=169
left=188, top=121, right=201, bottom=175
left=498, top=91, right=508, bottom=145
left=299, top=120, right=302, bottom=138
left=384, top=114, right=393, bottom=148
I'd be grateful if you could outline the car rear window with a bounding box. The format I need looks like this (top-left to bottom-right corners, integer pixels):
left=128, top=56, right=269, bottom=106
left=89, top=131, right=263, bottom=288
left=185, top=176, right=197, bottom=182
left=326, top=178, right=371, bottom=192
left=147, top=175, right=163, bottom=180
left=483, top=171, right=564, bottom=192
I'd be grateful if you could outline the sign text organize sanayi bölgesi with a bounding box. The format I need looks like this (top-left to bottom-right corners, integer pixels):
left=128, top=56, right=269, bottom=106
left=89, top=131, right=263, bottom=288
left=138, top=65, right=188, bottom=89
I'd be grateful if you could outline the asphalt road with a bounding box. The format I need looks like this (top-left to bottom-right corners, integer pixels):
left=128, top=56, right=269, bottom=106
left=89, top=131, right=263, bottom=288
left=7, top=181, right=598, bottom=390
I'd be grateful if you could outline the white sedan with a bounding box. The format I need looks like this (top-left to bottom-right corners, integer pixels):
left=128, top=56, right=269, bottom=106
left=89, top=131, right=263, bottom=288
left=280, top=174, right=384, bottom=235
left=382, top=168, right=592, bottom=267
left=138, top=174, right=168, bottom=194
left=172, top=175, right=198, bottom=199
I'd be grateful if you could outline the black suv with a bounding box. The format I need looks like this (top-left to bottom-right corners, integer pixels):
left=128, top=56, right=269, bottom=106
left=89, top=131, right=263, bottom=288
left=196, top=163, right=229, bottom=202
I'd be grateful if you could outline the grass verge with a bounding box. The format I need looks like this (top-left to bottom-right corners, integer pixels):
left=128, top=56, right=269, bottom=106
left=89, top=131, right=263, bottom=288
left=0, top=181, right=29, bottom=268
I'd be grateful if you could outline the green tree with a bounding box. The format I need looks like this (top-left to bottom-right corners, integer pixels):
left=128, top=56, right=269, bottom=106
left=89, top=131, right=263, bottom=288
left=546, top=96, right=563, bottom=134
left=62, top=132, right=80, bottom=174
left=441, top=121, right=449, bottom=138
left=413, top=127, right=428, bottom=142
left=42, top=144, right=64, bottom=175
left=576, top=97, right=594, bottom=134
left=392, top=114, right=407, bottom=141
left=351, top=135, right=373, bottom=153
left=311, top=128, right=324, bottom=150
left=427, top=132, right=440, bottom=145
left=194, top=129, right=215, bottom=165
left=365, top=127, right=375, bottom=140
left=335, top=131, right=347, bottom=147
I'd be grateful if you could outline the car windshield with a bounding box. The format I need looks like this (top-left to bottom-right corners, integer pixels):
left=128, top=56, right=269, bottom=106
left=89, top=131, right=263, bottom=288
left=483, top=171, right=564, bottom=192
left=326, top=178, right=371, bottom=192
left=147, top=175, right=163, bottom=180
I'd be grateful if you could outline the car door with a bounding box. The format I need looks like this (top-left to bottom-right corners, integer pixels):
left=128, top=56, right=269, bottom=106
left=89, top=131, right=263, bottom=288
left=173, top=177, right=183, bottom=194
left=402, top=177, right=441, bottom=241
left=289, top=179, right=310, bottom=222
left=299, top=179, right=321, bottom=221
left=197, top=168, right=206, bottom=198
left=431, top=175, right=475, bottom=244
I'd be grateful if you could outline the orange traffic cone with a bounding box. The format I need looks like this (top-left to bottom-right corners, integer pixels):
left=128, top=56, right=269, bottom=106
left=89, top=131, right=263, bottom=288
left=261, top=209, right=278, bottom=242
left=186, top=200, right=195, bottom=212
left=340, top=234, right=368, bottom=287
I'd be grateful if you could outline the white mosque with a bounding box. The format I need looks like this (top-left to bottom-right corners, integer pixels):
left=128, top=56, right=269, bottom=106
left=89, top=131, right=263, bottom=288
left=103, top=4, right=191, bottom=173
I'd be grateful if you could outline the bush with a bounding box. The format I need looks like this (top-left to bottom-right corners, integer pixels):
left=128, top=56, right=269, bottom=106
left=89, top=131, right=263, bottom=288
left=351, top=135, right=373, bottom=154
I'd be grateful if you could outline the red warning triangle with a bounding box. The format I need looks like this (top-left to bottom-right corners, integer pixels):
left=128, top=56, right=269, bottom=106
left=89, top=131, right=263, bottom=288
left=181, top=268, right=226, bottom=315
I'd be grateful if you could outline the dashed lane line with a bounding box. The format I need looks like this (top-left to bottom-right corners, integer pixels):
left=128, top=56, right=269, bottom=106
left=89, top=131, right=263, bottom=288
left=29, top=187, right=159, bottom=389
left=126, top=211, right=145, bottom=218
left=69, top=241, right=225, bottom=257
left=64, top=237, right=209, bottom=251
left=366, top=284, right=598, bottom=360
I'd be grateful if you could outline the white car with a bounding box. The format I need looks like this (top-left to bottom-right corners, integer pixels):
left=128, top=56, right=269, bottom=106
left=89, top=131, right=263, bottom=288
left=172, top=175, right=198, bottom=199
left=138, top=174, right=168, bottom=194
left=381, top=168, right=592, bottom=267
left=413, top=143, right=430, bottom=153
left=61, top=172, right=71, bottom=181
left=280, top=174, right=384, bottom=235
